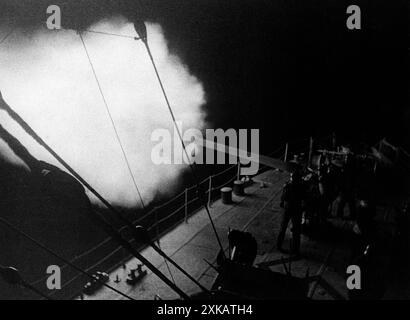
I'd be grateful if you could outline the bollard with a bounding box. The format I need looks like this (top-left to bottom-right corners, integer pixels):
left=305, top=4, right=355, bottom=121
left=221, top=187, right=232, bottom=204
left=233, top=180, right=245, bottom=196
left=308, top=136, right=313, bottom=167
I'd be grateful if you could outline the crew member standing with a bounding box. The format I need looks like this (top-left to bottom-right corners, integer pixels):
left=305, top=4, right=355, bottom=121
left=277, top=172, right=305, bottom=254
left=337, top=153, right=356, bottom=219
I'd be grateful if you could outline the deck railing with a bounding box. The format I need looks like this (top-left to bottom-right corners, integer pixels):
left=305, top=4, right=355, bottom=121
left=29, top=134, right=334, bottom=299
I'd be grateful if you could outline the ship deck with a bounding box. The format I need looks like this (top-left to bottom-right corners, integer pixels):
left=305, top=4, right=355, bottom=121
left=84, top=168, right=372, bottom=300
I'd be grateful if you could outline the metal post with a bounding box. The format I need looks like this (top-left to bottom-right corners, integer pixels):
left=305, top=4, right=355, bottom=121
left=184, top=188, right=188, bottom=223
left=237, top=161, right=241, bottom=181
left=208, top=176, right=212, bottom=208
left=332, top=132, right=336, bottom=151
left=284, top=143, right=289, bottom=162
left=155, top=208, right=160, bottom=246
left=133, top=226, right=210, bottom=294
left=374, top=141, right=382, bottom=173
left=90, top=214, right=190, bottom=299
left=308, top=137, right=313, bottom=167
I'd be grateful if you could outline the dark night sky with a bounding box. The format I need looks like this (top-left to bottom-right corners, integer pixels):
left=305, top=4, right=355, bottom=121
left=1, top=0, right=408, bottom=151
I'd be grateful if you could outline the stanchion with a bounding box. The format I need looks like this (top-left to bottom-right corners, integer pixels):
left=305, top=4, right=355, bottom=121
left=221, top=187, right=233, bottom=204
left=284, top=143, right=289, bottom=162
left=184, top=188, right=188, bottom=223
left=308, top=137, right=314, bottom=167
left=155, top=209, right=160, bottom=246
left=207, top=176, right=212, bottom=208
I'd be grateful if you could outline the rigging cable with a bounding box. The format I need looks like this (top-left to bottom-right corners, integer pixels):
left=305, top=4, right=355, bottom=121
left=0, top=23, right=196, bottom=298
left=0, top=92, right=191, bottom=299
left=0, top=74, right=135, bottom=298
left=158, top=239, right=176, bottom=286
left=0, top=265, right=53, bottom=300
left=0, top=216, right=135, bottom=300
left=79, top=29, right=139, bottom=40
left=0, top=28, right=14, bottom=46
left=79, top=33, right=182, bottom=292
left=131, top=0, right=224, bottom=257
left=0, top=23, right=207, bottom=297
left=78, top=32, right=209, bottom=294
left=61, top=26, right=140, bottom=40
left=79, top=33, right=146, bottom=211
left=135, top=29, right=226, bottom=259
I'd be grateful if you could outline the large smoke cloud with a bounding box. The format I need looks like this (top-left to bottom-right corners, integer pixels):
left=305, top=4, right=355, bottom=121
left=0, top=17, right=206, bottom=207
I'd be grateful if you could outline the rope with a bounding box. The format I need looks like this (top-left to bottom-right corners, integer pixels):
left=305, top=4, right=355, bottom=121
left=137, top=38, right=226, bottom=259
left=0, top=95, right=190, bottom=299
left=0, top=28, right=14, bottom=46
left=26, top=142, right=287, bottom=295
left=156, top=238, right=176, bottom=285
left=196, top=175, right=288, bottom=283
left=0, top=265, right=54, bottom=300
left=82, top=29, right=139, bottom=40
left=23, top=281, right=54, bottom=300
left=28, top=137, right=315, bottom=290
left=78, top=33, right=146, bottom=211
left=78, top=32, right=182, bottom=290
left=61, top=28, right=140, bottom=40
left=0, top=216, right=135, bottom=300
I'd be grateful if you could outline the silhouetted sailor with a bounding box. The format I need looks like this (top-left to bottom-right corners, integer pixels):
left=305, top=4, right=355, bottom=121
left=318, top=162, right=332, bottom=219
left=277, top=171, right=305, bottom=254
left=397, top=203, right=410, bottom=243
left=302, top=171, right=320, bottom=225
left=337, top=153, right=356, bottom=219
left=356, top=199, right=376, bottom=243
